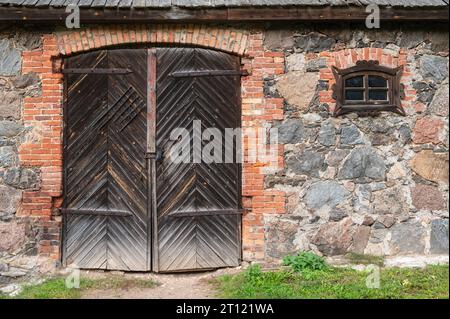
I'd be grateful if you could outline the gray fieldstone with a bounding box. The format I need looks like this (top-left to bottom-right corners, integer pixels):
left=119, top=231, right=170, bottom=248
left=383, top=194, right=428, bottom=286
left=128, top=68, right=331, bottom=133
left=0, top=39, right=21, bottom=76
left=430, top=219, right=449, bottom=254
left=264, top=29, right=294, bottom=50
left=294, top=33, right=336, bottom=53
left=286, top=53, right=305, bottom=72
left=0, top=146, right=18, bottom=168
left=419, top=55, right=448, bottom=83
left=329, top=208, right=348, bottom=222
left=340, top=124, right=364, bottom=145
left=353, top=184, right=372, bottom=213
left=326, top=149, right=349, bottom=167
left=371, top=186, right=409, bottom=215
left=276, top=119, right=304, bottom=144
left=376, top=215, right=396, bottom=228
left=0, top=185, right=22, bottom=216
left=0, top=91, right=21, bottom=119
left=0, top=268, right=27, bottom=278
left=0, top=283, right=22, bottom=297
left=302, top=113, right=322, bottom=125
left=418, top=90, right=435, bottom=104
left=398, top=30, right=427, bottom=49
left=338, top=147, right=386, bottom=182
left=429, top=82, right=449, bottom=117
left=0, top=221, right=26, bottom=253
left=391, top=221, right=425, bottom=254
left=305, top=181, right=350, bottom=210
left=11, top=73, right=40, bottom=89
left=351, top=225, right=371, bottom=254
left=0, top=121, right=24, bottom=138
left=265, top=218, right=298, bottom=259
left=1, top=168, right=40, bottom=190
left=286, top=150, right=324, bottom=177
left=13, top=32, right=42, bottom=51
left=305, top=57, right=327, bottom=72
left=265, top=175, right=306, bottom=188
left=369, top=228, right=388, bottom=244
left=429, top=31, right=450, bottom=52
left=398, top=124, right=412, bottom=144
left=362, top=216, right=375, bottom=226
left=318, top=120, right=336, bottom=146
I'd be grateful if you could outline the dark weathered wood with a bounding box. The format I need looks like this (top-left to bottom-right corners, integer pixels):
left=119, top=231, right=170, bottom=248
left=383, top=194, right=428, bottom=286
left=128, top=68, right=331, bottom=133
left=147, top=49, right=157, bottom=154
left=169, top=70, right=249, bottom=78
left=61, top=208, right=132, bottom=217
left=154, top=47, right=242, bottom=272
left=0, top=6, right=448, bottom=22
left=62, top=46, right=243, bottom=273
left=168, top=209, right=245, bottom=218
left=332, top=60, right=405, bottom=116
left=147, top=48, right=158, bottom=272
left=63, top=49, right=150, bottom=271
left=61, top=68, right=132, bottom=74
left=63, top=50, right=109, bottom=270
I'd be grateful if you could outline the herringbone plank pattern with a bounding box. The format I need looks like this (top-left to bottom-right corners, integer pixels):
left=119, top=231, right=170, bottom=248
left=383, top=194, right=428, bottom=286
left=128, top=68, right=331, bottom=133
left=155, top=48, right=241, bottom=272
left=64, top=49, right=149, bottom=271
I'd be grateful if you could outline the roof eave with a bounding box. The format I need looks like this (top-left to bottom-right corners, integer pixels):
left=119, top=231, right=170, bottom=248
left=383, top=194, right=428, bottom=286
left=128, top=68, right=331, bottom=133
left=0, top=6, right=448, bottom=23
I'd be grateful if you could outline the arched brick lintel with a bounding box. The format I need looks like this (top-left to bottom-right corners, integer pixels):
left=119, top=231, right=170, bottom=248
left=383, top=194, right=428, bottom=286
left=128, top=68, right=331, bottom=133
left=54, top=25, right=250, bottom=57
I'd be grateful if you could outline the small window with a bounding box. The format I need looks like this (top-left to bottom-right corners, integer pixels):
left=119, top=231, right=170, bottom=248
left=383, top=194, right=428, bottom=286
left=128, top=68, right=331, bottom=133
left=332, top=60, right=404, bottom=116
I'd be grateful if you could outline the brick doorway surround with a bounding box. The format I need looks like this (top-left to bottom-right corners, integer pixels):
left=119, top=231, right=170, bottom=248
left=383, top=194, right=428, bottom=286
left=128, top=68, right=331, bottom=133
left=19, top=24, right=286, bottom=263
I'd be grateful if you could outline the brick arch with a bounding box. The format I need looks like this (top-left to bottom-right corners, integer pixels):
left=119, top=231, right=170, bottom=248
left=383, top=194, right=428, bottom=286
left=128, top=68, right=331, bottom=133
left=318, top=47, right=412, bottom=113
left=54, top=25, right=250, bottom=57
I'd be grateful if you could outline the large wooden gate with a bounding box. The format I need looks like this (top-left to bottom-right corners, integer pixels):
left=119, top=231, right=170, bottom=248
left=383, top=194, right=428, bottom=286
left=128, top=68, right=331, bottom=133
left=62, top=47, right=242, bottom=272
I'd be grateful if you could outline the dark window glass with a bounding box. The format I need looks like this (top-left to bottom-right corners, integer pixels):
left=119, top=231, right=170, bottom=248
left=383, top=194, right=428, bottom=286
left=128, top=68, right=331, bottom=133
left=369, top=90, right=388, bottom=101
left=345, top=90, right=365, bottom=101
left=345, top=76, right=364, bottom=88
left=369, top=76, right=387, bottom=88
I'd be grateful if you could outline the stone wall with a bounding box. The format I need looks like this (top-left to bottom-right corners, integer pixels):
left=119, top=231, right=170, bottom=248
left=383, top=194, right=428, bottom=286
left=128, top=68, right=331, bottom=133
left=0, top=23, right=448, bottom=277
left=0, top=27, right=55, bottom=283
left=263, top=23, right=449, bottom=262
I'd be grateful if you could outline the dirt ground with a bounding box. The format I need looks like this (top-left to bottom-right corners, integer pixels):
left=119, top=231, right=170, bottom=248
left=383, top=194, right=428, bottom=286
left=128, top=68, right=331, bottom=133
left=80, top=267, right=242, bottom=299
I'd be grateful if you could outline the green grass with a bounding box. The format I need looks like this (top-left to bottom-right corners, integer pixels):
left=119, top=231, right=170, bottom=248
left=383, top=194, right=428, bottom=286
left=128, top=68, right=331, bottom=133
left=213, top=264, right=449, bottom=299
left=0, top=275, right=158, bottom=299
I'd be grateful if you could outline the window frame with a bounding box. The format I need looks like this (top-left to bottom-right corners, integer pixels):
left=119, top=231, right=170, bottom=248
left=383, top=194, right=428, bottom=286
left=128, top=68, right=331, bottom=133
left=331, top=60, right=405, bottom=116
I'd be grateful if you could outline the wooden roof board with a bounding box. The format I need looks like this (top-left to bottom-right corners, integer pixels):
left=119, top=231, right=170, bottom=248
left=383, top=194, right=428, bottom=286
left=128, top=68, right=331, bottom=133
left=0, top=0, right=448, bottom=8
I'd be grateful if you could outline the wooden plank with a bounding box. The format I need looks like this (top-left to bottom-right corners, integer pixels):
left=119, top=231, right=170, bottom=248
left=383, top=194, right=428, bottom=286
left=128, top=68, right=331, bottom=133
left=106, top=48, right=149, bottom=271
left=62, top=50, right=109, bottom=270
left=150, top=157, right=158, bottom=272
left=0, top=6, right=448, bottom=22
left=147, top=48, right=158, bottom=271
left=155, top=47, right=242, bottom=272
left=147, top=49, right=156, bottom=154
left=63, top=49, right=150, bottom=271
left=61, top=208, right=132, bottom=216
left=61, top=68, right=132, bottom=74
left=169, top=69, right=249, bottom=78
left=168, top=209, right=245, bottom=217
